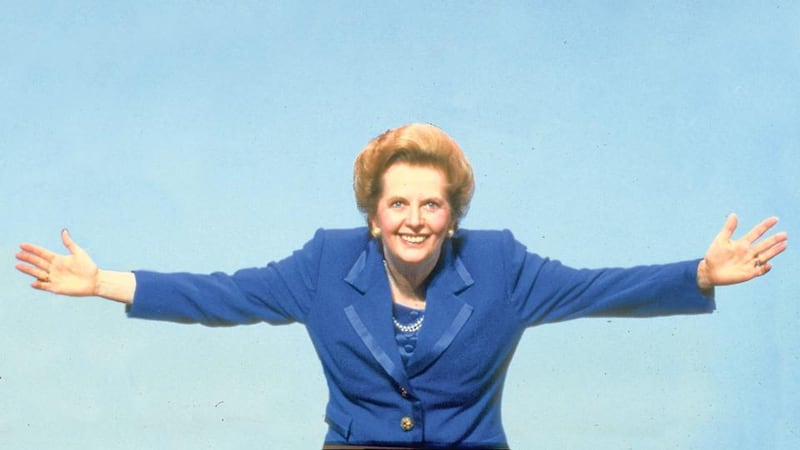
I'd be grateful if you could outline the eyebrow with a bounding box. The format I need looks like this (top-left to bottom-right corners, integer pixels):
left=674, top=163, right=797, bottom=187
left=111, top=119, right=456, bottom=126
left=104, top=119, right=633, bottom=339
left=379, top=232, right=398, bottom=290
left=385, top=194, right=447, bottom=202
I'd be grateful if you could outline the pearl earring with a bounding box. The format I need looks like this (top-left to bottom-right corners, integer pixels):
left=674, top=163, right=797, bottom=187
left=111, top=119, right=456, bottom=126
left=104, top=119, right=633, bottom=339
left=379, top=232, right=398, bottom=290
left=447, top=229, right=454, bottom=238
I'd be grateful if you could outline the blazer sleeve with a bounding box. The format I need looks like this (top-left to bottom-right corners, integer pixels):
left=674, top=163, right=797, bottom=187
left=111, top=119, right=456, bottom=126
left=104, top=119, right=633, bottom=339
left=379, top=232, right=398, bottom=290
left=500, top=230, right=716, bottom=327
left=126, top=229, right=325, bottom=326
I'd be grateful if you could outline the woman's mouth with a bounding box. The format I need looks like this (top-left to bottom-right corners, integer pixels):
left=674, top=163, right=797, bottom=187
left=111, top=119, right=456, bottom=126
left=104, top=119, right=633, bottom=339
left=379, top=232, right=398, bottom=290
left=400, top=234, right=426, bottom=244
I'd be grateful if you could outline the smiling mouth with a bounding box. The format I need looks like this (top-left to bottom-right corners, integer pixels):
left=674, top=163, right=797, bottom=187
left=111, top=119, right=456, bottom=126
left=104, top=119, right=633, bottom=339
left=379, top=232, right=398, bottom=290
left=400, top=234, right=427, bottom=244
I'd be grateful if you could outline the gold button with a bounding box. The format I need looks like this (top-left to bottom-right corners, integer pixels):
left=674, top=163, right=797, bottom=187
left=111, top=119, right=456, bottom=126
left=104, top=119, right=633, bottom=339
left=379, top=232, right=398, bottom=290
left=400, top=416, right=414, bottom=431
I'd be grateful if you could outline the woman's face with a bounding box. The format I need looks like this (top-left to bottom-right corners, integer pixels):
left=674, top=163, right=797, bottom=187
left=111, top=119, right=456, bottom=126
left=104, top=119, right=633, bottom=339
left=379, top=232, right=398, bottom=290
left=371, top=163, right=453, bottom=274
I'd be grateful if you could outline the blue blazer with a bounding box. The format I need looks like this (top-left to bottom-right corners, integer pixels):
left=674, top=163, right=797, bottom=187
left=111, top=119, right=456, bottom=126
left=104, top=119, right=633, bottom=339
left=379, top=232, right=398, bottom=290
left=129, top=228, right=714, bottom=448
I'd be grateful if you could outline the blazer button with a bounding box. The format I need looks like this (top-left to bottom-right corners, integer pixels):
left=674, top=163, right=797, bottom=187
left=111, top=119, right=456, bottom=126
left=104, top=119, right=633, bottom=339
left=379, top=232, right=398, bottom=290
left=399, top=386, right=410, bottom=398
left=400, top=416, right=414, bottom=431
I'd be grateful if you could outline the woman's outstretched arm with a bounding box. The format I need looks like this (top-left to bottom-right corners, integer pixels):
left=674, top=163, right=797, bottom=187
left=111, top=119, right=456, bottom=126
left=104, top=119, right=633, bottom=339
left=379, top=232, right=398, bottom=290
left=697, top=214, right=788, bottom=290
left=15, top=229, right=135, bottom=304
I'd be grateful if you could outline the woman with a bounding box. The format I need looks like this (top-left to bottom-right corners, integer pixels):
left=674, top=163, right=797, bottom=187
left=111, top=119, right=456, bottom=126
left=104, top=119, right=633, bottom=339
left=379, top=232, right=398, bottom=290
left=16, top=123, right=787, bottom=449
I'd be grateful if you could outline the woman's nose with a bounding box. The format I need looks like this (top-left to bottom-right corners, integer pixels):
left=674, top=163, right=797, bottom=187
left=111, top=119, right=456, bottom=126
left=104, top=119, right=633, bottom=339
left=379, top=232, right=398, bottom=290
left=406, top=207, right=422, bottom=227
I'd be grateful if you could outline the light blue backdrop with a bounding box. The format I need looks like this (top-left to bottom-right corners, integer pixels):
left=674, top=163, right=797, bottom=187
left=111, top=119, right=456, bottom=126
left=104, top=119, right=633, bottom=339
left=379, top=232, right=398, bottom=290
left=2, top=2, right=797, bottom=449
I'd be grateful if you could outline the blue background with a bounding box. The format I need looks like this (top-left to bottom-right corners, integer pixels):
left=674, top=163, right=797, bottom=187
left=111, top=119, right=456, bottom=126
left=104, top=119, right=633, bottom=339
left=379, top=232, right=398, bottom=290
left=2, top=1, right=797, bottom=448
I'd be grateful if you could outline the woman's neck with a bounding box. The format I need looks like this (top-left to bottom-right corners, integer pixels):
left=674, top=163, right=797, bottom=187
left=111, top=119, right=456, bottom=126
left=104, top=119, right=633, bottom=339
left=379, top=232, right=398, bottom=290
left=383, top=258, right=434, bottom=309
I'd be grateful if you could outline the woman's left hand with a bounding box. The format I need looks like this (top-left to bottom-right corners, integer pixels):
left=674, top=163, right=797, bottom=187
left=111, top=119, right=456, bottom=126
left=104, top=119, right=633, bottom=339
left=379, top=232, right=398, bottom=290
left=697, top=214, right=788, bottom=289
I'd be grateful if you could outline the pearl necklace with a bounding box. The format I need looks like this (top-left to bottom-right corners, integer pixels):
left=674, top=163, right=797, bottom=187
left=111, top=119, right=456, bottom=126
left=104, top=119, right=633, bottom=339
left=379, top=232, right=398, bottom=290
left=393, top=315, right=424, bottom=333
left=383, top=260, right=425, bottom=333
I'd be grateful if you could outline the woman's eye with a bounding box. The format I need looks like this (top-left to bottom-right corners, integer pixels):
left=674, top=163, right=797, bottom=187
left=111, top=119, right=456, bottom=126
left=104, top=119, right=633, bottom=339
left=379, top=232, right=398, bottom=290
left=425, top=201, right=440, bottom=210
left=390, top=201, right=404, bottom=208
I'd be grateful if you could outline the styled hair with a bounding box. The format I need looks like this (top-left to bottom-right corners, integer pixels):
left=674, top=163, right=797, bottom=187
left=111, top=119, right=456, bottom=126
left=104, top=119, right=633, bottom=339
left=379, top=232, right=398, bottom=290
left=353, top=123, right=475, bottom=227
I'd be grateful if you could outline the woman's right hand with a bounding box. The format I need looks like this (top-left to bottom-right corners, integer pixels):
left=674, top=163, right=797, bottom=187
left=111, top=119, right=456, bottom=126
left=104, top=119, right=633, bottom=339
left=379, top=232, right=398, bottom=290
left=16, top=229, right=100, bottom=296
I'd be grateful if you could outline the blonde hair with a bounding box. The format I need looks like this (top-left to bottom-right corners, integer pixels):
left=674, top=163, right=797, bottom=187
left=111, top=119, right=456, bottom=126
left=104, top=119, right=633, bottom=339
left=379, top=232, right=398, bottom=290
left=353, top=123, right=475, bottom=227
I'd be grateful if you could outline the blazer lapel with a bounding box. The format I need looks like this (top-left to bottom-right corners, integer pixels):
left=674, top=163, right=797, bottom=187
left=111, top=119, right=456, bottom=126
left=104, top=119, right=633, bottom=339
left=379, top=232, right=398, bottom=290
left=406, top=240, right=475, bottom=377
left=343, top=240, right=409, bottom=388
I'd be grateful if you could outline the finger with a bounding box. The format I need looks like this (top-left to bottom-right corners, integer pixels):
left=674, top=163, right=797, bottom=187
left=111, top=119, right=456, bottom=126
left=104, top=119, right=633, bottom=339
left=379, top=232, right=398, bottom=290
left=758, top=239, right=788, bottom=264
left=718, top=213, right=738, bottom=241
left=752, top=231, right=788, bottom=255
left=18, top=243, right=56, bottom=263
left=15, top=262, right=49, bottom=281
left=15, top=262, right=38, bottom=278
left=61, top=228, right=80, bottom=254
left=31, top=279, right=55, bottom=292
left=742, top=216, right=779, bottom=244
left=15, top=250, right=49, bottom=270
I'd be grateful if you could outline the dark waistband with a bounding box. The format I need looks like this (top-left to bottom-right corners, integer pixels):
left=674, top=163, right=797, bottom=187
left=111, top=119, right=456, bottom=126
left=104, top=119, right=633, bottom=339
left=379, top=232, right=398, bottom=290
left=323, top=445, right=510, bottom=450
left=323, top=446, right=418, bottom=450
left=323, top=446, right=415, bottom=450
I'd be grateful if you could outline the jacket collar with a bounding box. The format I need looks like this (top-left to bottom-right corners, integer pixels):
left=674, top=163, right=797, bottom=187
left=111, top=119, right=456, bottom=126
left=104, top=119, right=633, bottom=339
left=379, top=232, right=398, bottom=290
left=344, top=237, right=474, bottom=294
